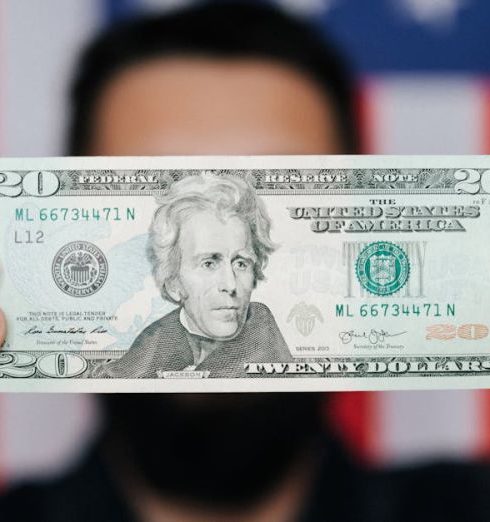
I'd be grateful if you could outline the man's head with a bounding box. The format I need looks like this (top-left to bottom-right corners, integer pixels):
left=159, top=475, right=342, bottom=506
left=70, top=1, right=358, bottom=511
left=150, top=174, right=274, bottom=339
left=68, top=2, right=358, bottom=157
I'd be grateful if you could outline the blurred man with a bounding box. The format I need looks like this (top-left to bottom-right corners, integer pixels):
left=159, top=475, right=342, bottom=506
left=0, top=3, right=358, bottom=520
left=4, top=3, right=489, bottom=522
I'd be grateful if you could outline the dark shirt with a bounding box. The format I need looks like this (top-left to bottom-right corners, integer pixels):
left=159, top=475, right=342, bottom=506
left=2, top=438, right=490, bottom=522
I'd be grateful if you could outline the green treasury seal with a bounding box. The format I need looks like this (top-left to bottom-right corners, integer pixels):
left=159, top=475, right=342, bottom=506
left=356, top=241, right=410, bottom=296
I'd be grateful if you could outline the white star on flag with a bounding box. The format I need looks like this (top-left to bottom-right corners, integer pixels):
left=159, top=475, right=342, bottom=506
left=139, top=0, right=195, bottom=13
left=273, top=0, right=336, bottom=17
left=396, top=0, right=469, bottom=29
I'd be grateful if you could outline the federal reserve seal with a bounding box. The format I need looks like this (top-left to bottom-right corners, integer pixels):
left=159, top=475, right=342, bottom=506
left=356, top=241, right=410, bottom=296
left=52, top=241, right=108, bottom=297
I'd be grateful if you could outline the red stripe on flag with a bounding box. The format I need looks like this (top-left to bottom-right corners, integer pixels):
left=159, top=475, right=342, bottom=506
left=480, top=78, right=490, bottom=154
left=474, top=81, right=490, bottom=460
left=328, top=392, right=382, bottom=463
left=355, top=79, right=376, bottom=154
left=474, top=391, right=490, bottom=458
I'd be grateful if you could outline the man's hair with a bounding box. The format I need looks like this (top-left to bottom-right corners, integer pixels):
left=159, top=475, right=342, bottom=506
left=68, top=1, right=358, bottom=155
left=149, top=173, right=275, bottom=303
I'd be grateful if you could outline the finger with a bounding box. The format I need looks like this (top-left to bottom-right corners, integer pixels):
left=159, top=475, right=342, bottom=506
left=0, top=308, right=6, bottom=347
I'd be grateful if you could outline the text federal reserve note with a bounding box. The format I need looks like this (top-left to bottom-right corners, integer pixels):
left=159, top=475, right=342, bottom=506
left=1, top=156, right=489, bottom=392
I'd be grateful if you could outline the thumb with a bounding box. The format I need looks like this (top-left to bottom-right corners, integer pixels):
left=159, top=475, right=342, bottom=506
left=0, top=308, right=6, bottom=347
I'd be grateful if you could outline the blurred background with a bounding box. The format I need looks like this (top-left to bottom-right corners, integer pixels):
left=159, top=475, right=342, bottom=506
left=1, top=0, right=490, bottom=487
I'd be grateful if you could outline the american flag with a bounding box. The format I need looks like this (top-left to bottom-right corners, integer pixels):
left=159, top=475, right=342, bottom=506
left=1, top=0, right=490, bottom=486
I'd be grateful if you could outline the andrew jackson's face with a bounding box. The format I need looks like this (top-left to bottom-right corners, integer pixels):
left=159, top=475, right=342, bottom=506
left=173, top=210, right=256, bottom=339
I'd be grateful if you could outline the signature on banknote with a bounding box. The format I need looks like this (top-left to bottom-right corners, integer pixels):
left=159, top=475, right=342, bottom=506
left=339, top=329, right=407, bottom=345
left=23, top=326, right=108, bottom=335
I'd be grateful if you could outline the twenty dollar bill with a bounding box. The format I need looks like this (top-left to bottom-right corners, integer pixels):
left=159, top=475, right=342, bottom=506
left=0, top=155, right=489, bottom=392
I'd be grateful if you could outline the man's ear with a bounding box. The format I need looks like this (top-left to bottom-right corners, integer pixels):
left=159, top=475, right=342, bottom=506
left=165, top=278, right=183, bottom=303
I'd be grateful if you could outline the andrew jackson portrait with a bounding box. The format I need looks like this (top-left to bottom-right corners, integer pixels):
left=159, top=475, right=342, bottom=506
left=97, top=173, right=292, bottom=378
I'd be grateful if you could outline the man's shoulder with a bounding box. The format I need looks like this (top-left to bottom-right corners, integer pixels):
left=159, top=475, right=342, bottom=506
left=248, top=302, right=284, bottom=343
left=245, top=302, right=292, bottom=362
left=130, top=307, right=187, bottom=355
left=306, top=444, right=490, bottom=522
left=0, top=484, right=46, bottom=522
left=352, top=461, right=490, bottom=521
left=0, top=451, right=134, bottom=522
left=135, top=307, right=181, bottom=341
left=93, top=307, right=190, bottom=378
left=249, top=301, right=276, bottom=323
left=250, top=301, right=271, bottom=314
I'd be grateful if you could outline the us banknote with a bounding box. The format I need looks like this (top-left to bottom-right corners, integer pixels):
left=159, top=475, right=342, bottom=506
left=1, top=155, right=490, bottom=392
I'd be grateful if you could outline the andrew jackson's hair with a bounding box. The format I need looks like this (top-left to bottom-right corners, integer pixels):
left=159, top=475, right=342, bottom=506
left=148, top=174, right=276, bottom=304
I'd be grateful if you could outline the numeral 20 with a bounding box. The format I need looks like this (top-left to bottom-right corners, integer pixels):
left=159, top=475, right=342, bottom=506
left=426, top=324, right=489, bottom=341
left=454, top=169, right=490, bottom=194
left=0, top=171, right=60, bottom=197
